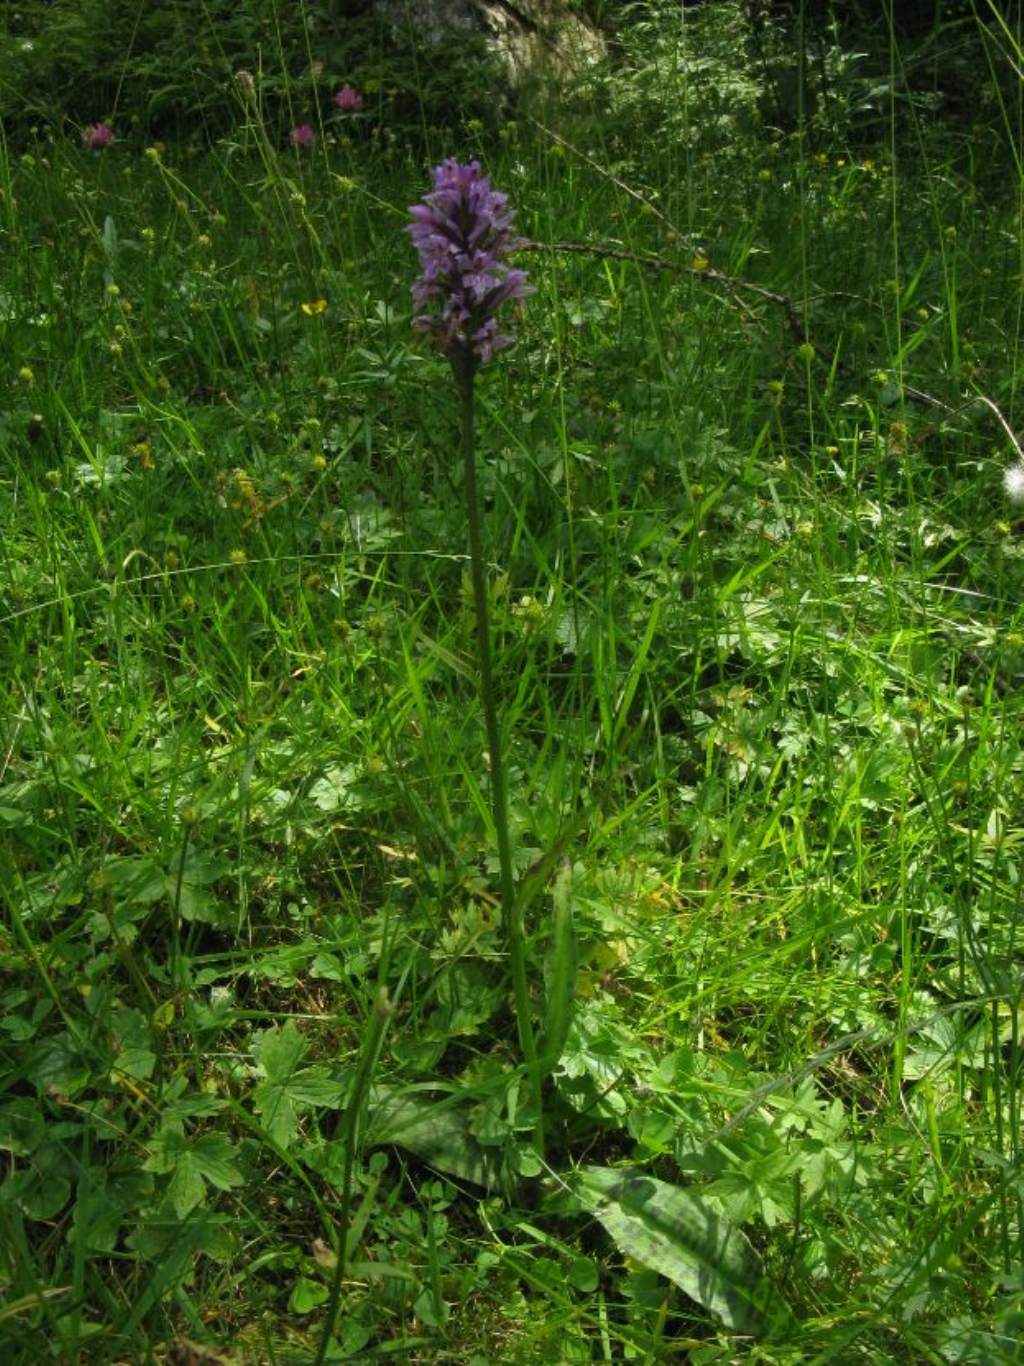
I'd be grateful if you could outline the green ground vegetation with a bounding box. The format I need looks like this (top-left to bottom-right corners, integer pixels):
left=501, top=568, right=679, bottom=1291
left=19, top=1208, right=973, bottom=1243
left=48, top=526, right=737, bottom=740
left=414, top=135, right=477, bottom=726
left=2, top=2, right=1024, bottom=1361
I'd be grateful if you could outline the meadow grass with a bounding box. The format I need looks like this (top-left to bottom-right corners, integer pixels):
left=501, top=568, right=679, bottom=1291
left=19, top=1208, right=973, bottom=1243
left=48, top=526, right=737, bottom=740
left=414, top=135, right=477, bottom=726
left=2, top=9, right=1024, bottom=1361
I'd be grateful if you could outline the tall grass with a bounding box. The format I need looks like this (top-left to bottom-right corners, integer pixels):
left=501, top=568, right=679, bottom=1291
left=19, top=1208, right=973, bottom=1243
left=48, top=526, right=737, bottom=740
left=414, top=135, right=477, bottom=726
left=2, top=1, right=1024, bottom=1360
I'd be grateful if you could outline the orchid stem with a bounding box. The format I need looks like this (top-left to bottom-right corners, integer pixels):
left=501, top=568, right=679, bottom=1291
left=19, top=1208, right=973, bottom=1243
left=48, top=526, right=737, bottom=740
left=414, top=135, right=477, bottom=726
left=456, top=358, right=545, bottom=1159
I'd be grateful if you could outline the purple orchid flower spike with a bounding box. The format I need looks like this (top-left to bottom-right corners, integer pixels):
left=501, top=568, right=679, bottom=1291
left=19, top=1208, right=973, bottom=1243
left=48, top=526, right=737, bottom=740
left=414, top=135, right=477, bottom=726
left=407, top=159, right=532, bottom=375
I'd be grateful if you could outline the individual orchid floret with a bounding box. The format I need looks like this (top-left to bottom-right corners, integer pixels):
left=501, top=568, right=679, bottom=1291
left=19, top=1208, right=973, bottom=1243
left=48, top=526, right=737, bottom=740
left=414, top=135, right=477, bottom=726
left=407, top=158, right=532, bottom=369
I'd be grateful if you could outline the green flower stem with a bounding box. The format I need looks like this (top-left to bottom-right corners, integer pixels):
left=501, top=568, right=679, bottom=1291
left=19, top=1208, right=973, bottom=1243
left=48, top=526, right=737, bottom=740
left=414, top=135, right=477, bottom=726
left=456, top=359, right=544, bottom=1158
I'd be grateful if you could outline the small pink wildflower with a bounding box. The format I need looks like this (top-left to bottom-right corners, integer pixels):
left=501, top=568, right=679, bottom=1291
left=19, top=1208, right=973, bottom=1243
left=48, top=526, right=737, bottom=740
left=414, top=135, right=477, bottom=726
left=334, top=85, right=363, bottom=112
left=81, top=122, right=115, bottom=150
left=290, top=123, right=316, bottom=149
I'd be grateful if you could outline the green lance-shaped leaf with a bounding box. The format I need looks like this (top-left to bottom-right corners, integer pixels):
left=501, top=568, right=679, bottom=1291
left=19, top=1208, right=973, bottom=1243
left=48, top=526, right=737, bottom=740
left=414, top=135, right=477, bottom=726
left=537, top=859, right=577, bottom=1077
left=365, top=1087, right=504, bottom=1192
left=572, top=1166, right=780, bottom=1336
left=315, top=988, right=394, bottom=1366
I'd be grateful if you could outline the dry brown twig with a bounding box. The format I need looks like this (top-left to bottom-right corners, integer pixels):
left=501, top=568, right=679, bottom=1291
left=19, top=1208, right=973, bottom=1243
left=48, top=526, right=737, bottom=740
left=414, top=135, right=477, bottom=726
left=524, top=114, right=846, bottom=363
left=902, top=384, right=1024, bottom=460
left=524, top=116, right=1023, bottom=455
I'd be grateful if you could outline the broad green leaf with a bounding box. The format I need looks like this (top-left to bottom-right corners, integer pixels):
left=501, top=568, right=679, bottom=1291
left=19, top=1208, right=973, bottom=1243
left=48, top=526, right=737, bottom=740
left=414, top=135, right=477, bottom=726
left=432, top=961, right=503, bottom=1037
left=3, top=1168, right=71, bottom=1220
left=252, top=1081, right=299, bottom=1148
left=0, top=1099, right=45, bottom=1155
left=289, top=1275, right=329, bottom=1313
left=568, top=1256, right=599, bottom=1292
left=121, top=1213, right=224, bottom=1333
left=251, top=1073, right=342, bottom=1145
left=367, top=1090, right=504, bottom=1191
left=413, top=1286, right=449, bottom=1327
left=103, top=854, right=166, bottom=903
left=127, top=1208, right=235, bottom=1262
left=335, top=1317, right=371, bottom=1358
left=310, top=952, right=346, bottom=982
left=112, top=1046, right=157, bottom=1081
left=70, top=1168, right=153, bottom=1254
left=572, top=1166, right=778, bottom=1335
left=160, top=1092, right=227, bottom=1126
left=30, top=1034, right=91, bottom=1099
left=143, top=1128, right=187, bottom=1175
left=173, top=880, right=227, bottom=925
left=166, top=851, right=233, bottom=924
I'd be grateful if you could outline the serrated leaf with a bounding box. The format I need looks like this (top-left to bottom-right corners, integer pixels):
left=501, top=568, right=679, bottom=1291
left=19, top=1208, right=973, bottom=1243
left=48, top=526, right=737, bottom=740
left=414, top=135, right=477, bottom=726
left=167, top=1159, right=206, bottom=1218
left=285, top=1068, right=345, bottom=1107
left=310, top=952, right=346, bottom=982
left=143, top=1128, right=188, bottom=1175
left=127, top=1208, right=235, bottom=1263
left=252, top=1024, right=343, bottom=1145
left=161, top=1093, right=227, bottom=1125
left=572, top=1166, right=779, bottom=1335
left=255, top=1020, right=307, bottom=1082
left=103, top=854, right=167, bottom=903
left=253, top=1080, right=299, bottom=1147
left=309, top=763, right=359, bottom=812
left=413, top=1286, right=449, bottom=1327
left=29, top=1034, right=91, bottom=1099
left=152, top=999, right=176, bottom=1029
left=190, top=1133, right=244, bottom=1191
left=173, top=880, right=227, bottom=925
left=144, top=1129, right=243, bottom=1216
left=4, top=1167, right=71, bottom=1220
left=568, top=1256, right=599, bottom=1292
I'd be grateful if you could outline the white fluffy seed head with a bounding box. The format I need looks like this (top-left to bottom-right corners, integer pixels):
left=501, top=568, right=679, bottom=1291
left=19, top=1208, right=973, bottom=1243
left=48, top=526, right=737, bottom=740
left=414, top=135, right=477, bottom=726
left=1004, top=463, right=1024, bottom=504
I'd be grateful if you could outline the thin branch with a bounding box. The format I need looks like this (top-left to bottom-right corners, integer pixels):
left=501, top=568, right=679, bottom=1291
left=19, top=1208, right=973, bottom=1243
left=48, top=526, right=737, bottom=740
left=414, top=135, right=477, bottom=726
left=523, top=115, right=850, bottom=361
left=525, top=115, right=701, bottom=253
left=520, top=234, right=842, bottom=361
left=903, top=384, right=1024, bottom=460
